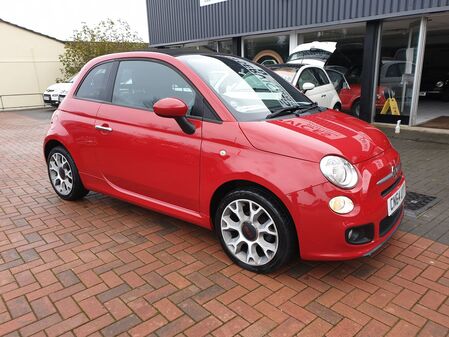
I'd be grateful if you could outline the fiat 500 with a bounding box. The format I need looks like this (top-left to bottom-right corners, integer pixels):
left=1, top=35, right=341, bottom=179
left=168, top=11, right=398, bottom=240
left=44, top=51, right=405, bottom=273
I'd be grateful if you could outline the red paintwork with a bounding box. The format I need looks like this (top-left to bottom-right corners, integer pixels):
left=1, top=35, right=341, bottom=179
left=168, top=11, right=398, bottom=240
left=44, top=51, right=405, bottom=261
left=154, top=98, right=188, bottom=118
left=339, top=83, right=387, bottom=112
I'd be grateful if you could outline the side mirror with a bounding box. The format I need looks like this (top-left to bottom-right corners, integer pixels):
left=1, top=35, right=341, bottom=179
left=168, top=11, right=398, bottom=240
left=301, top=82, right=315, bottom=93
left=153, top=98, right=195, bottom=134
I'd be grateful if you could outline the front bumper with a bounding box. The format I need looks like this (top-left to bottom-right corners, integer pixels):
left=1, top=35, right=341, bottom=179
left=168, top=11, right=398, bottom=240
left=288, top=147, right=405, bottom=261
left=43, top=93, right=60, bottom=104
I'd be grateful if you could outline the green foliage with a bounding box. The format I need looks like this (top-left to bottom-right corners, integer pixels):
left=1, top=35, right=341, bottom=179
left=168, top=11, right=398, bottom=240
left=59, top=19, right=147, bottom=79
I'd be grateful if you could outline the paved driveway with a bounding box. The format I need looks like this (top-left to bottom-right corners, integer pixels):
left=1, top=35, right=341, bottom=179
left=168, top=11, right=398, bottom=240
left=1, top=110, right=449, bottom=337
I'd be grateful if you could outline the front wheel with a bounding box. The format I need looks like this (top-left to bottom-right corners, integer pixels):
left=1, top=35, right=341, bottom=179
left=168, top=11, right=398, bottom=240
left=351, top=100, right=361, bottom=118
left=215, top=188, right=297, bottom=273
left=47, top=146, right=89, bottom=201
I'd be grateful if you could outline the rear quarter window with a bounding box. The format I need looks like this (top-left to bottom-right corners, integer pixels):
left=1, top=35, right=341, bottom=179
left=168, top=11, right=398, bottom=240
left=76, top=62, right=114, bottom=101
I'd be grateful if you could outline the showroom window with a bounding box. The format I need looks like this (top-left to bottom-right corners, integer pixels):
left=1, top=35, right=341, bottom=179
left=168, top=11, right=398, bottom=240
left=374, top=18, right=425, bottom=125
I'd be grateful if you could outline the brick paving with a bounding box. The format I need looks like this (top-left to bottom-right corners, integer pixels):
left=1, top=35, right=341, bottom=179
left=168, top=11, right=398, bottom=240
left=1, top=109, right=449, bottom=337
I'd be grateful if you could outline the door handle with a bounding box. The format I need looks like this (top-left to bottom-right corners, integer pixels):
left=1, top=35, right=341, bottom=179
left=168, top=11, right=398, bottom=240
left=95, top=125, right=113, bottom=132
left=321, top=94, right=327, bottom=97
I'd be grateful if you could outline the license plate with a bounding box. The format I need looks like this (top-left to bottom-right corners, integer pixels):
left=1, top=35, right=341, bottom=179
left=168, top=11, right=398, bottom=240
left=419, top=91, right=427, bottom=96
left=387, top=182, right=406, bottom=216
left=44, top=95, right=50, bottom=100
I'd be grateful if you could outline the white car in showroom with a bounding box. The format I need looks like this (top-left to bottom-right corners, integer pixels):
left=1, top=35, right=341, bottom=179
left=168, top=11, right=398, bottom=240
left=43, top=75, right=77, bottom=106
left=269, top=64, right=342, bottom=110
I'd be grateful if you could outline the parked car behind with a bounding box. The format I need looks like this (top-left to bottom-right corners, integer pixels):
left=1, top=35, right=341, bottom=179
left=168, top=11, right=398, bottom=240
left=269, top=63, right=342, bottom=110
left=43, top=75, right=78, bottom=106
left=326, top=69, right=387, bottom=116
left=44, top=51, right=405, bottom=273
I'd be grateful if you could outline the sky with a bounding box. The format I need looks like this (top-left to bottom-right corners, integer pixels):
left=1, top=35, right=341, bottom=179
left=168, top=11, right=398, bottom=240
left=0, top=0, right=149, bottom=42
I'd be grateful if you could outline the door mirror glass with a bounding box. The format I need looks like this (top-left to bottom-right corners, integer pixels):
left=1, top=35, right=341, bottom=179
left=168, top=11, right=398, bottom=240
left=302, top=82, right=315, bottom=93
left=154, top=97, right=188, bottom=118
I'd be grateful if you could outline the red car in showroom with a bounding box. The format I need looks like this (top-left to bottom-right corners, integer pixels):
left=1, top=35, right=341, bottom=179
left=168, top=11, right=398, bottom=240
left=44, top=51, right=405, bottom=273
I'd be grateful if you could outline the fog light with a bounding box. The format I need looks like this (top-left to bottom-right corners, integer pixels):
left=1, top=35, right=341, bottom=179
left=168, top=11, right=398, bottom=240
left=346, top=224, right=374, bottom=245
left=329, top=196, right=354, bottom=214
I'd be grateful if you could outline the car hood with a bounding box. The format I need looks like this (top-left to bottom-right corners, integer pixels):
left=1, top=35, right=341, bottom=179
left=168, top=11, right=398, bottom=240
left=45, top=82, right=72, bottom=92
left=239, top=110, right=391, bottom=164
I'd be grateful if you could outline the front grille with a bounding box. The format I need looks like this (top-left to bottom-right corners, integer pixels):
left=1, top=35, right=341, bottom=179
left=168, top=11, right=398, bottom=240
left=381, top=176, right=401, bottom=197
left=379, top=205, right=403, bottom=237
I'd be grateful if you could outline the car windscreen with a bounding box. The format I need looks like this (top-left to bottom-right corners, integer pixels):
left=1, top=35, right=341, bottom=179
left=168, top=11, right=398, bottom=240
left=269, top=67, right=299, bottom=84
left=178, top=54, right=311, bottom=121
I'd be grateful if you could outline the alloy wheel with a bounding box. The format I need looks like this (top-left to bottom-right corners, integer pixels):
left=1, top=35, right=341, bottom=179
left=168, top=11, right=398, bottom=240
left=221, top=199, right=278, bottom=266
left=49, top=153, right=73, bottom=196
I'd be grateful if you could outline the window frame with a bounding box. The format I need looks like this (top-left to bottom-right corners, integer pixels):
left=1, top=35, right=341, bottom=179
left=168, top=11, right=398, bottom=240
left=75, top=57, right=222, bottom=123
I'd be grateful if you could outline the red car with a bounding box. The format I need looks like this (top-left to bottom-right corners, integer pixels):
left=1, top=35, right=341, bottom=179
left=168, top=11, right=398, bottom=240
left=339, top=83, right=387, bottom=116
left=44, top=51, right=405, bottom=273
left=325, top=69, right=387, bottom=116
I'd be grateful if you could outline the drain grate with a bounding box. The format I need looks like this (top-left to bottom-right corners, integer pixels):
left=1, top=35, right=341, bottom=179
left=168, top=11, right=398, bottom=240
left=404, top=191, right=438, bottom=217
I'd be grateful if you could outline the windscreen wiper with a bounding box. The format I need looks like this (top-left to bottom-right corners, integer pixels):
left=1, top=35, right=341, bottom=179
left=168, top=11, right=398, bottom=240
left=266, top=102, right=319, bottom=119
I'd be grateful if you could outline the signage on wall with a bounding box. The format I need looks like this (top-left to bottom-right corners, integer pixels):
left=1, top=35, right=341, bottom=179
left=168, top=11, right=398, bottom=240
left=200, top=0, right=228, bottom=7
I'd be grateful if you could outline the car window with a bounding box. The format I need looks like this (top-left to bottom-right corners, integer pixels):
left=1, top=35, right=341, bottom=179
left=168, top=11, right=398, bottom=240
left=112, top=60, right=197, bottom=115
left=326, top=70, right=345, bottom=92
left=76, top=63, right=113, bottom=101
left=312, top=68, right=330, bottom=86
left=297, top=68, right=319, bottom=89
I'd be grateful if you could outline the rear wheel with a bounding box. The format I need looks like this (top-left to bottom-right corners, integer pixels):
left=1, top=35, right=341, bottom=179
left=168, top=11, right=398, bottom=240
left=215, top=187, right=296, bottom=273
left=47, top=146, right=89, bottom=201
left=333, top=103, right=341, bottom=111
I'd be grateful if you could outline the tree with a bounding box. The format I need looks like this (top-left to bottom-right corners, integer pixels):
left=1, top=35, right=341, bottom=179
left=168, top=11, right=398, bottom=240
left=59, top=19, right=148, bottom=79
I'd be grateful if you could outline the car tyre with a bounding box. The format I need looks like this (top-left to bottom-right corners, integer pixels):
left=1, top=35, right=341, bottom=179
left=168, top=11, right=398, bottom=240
left=215, top=187, right=297, bottom=273
left=47, top=146, right=89, bottom=201
left=351, top=100, right=360, bottom=117
left=333, top=103, right=341, bottom=111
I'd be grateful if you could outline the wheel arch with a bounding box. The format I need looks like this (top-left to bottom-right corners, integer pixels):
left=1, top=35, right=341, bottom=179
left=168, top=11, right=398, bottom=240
left=209, top=179, right=296, bottom=233
left=44, top=139, right=68, bottom=161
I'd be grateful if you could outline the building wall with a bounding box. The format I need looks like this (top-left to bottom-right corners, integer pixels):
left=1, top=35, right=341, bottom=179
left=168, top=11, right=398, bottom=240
left=147, top=0, right=449, bottom=46
left=0, top=21, right=65, bottom=110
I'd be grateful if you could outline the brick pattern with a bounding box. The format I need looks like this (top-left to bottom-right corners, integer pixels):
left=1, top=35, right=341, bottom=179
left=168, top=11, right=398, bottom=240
left=1, top=110, right=449, bottom=337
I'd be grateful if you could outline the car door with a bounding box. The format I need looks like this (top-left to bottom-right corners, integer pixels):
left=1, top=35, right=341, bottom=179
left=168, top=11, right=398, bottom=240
left=94, top=59, right=202, bottom=212
left=311, top=67, right=337, bottom=108
left=296, top=67, right=324, bottom=105
left=63, top=61, right=115, bottom=179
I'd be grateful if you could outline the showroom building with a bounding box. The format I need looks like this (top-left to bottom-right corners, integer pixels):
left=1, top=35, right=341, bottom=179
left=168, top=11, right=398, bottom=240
left=146, top=0, right=449, bottom=129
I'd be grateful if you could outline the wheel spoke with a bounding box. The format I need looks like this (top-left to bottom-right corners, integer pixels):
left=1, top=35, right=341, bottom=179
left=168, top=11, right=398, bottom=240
left=221, top=215, right=240, bottom=231
left=257, top=238, right=277, bottom=258
left=259, top=219, right=277, bottom=236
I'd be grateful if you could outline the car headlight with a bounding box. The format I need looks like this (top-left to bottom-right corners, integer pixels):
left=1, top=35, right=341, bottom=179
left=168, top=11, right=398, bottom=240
left=436, top=81, right=444, bottom=88
left=320, top=155, right=358, bottom=189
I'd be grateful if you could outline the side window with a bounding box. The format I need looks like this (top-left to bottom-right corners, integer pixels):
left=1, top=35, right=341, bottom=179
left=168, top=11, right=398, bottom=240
left=297, top=68, right=319, bottom=89
left=386, top=64, right=405, bottom=78
left=312, top=68, right=330, bottom=86
left=76, top=62, right=113, bottom=101
left=326, top=70, right=344, bottom=92
left=112, top=60, right=197, bottom=115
